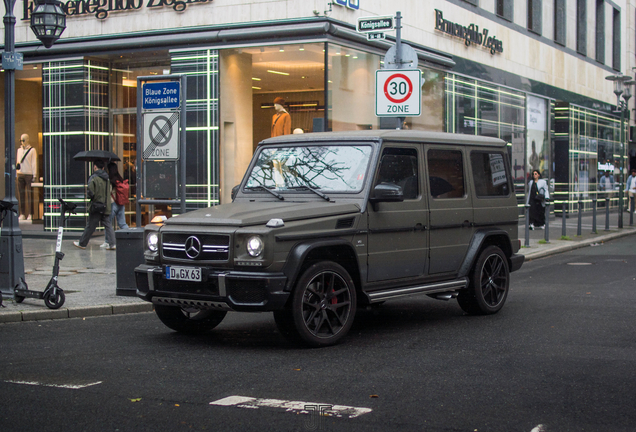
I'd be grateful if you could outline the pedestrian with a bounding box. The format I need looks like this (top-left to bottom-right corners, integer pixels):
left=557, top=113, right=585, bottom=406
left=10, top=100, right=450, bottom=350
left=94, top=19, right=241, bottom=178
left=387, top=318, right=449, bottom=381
left=101, top=162, right=129, bottom=248
left=16, top=133, right=37, bottom=221
left=526, top=169, right=549, bottom=229
left=74, top=160, right=116, bottom=250
left=625, top=168, right=636, bottom=212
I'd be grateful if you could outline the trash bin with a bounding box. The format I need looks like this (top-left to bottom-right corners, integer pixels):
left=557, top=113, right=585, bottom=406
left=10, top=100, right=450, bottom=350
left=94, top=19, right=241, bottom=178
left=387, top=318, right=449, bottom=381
left=115, top=227, right=145, bottom=296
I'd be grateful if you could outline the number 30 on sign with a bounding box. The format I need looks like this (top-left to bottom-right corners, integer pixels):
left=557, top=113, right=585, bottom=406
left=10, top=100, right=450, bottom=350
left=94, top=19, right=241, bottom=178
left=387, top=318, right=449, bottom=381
left=375, top=69, right=422, bottom=117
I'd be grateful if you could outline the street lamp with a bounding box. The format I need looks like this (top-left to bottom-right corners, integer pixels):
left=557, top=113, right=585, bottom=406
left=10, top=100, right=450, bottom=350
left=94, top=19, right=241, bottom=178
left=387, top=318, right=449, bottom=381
left=0, top=0, right=65, bottom=299
left=605, top=73, right=634, bottom=229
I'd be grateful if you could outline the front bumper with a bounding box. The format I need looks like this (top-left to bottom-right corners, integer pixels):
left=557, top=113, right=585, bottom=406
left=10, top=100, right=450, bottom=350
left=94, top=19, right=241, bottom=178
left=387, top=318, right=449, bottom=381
left=509, top=253, right=525, bottom=272
left=134, top=264, right=289, bottom=312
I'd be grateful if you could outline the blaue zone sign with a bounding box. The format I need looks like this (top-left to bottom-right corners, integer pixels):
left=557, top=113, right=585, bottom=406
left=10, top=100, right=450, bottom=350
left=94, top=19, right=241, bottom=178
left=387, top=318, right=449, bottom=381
left=142, top=81, right=180, bottom=110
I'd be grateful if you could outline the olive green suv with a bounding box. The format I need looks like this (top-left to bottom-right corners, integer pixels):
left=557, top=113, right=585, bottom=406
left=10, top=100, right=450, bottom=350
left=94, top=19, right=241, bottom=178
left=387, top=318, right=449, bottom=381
left=135, top=130, right=524, bottom=346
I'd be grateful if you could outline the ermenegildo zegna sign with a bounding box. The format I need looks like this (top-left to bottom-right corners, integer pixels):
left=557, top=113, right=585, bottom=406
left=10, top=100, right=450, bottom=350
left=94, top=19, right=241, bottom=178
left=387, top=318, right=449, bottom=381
left=22, top=0, right=211, bottom=21
left=434, top=9, right=503, bottom=55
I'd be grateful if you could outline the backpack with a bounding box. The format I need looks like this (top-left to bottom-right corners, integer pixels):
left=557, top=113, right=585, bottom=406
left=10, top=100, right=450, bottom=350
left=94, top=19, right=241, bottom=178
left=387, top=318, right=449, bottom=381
left=113, top=179, right=129, bottom=206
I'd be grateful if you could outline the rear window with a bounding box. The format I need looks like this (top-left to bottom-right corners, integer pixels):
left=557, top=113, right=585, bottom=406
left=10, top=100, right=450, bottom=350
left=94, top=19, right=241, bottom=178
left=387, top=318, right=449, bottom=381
left=470, top=151, right=511, bottom=197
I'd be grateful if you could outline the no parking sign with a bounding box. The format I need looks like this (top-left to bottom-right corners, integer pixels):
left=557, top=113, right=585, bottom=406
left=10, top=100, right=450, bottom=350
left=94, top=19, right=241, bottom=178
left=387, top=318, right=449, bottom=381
left=375, top=69, right=421, bottom=117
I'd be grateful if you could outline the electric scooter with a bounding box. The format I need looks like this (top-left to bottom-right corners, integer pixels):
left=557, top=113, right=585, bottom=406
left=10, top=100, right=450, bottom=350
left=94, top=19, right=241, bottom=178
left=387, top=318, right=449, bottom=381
left=9, top=198, right=77, bottom=309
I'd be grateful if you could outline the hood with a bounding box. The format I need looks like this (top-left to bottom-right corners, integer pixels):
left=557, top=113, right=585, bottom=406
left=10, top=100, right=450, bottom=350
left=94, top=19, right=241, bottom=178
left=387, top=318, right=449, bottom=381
left=165, top=201, right=361, bottom=227
left=90, top=169, right=109, bottom=182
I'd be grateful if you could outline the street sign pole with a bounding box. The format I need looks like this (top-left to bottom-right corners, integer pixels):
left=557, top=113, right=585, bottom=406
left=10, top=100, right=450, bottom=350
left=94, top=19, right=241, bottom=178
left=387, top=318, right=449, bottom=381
left=136, top=74, right=187, bottom=227
left=395, top=11, right=404, bottom=129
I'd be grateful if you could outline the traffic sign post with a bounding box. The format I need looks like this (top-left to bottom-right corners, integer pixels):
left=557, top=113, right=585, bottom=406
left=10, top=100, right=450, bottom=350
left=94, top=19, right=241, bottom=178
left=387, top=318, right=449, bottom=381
left=136, top=75, right=187, bottom=226
left=376, top=70, right=421, bottom=117
left=374, top=11, right=421, bottom=127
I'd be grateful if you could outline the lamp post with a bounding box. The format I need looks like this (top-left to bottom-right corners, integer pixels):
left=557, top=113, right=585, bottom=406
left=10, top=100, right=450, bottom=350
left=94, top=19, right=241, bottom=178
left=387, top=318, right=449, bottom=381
left=0, top=0, right=65, bottom=298
left=605, top=73, right=634, bottom=229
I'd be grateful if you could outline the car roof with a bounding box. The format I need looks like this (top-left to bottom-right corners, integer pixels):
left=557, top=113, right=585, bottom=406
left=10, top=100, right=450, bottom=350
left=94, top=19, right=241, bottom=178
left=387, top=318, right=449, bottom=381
left=259, top=130, right=507, bottom=148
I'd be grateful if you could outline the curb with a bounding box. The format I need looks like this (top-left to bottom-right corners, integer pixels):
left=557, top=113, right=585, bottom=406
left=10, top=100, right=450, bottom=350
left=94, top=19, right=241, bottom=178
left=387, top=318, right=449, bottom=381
left=521, top=229, right=636, bottom=260
left=0, top=302, right=154, bottom=324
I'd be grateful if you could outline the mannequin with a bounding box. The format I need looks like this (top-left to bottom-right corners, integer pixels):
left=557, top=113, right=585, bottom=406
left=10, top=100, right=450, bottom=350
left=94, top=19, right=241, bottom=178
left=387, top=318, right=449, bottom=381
left=271, top=97, right=291, bottom=137
left=16, top=134, right=37, bottom=221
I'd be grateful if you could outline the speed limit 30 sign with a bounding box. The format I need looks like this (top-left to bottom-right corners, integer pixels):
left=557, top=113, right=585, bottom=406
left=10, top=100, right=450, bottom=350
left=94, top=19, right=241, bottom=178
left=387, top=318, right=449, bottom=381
left=376, top=69, right=422, bottom=117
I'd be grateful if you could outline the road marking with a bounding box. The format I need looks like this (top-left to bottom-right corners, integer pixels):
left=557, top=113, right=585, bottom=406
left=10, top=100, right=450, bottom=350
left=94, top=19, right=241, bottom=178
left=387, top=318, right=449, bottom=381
left=531, top=425, right=547, bottom=432
left=4, top=380, right=102, bottom=389
left=210, top=395, right=372, bottom=418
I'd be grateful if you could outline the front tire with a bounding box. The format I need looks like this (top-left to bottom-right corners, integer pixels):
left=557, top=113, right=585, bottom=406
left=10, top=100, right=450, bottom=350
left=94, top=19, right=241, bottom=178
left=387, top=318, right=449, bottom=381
left=44, top=289, right=65, bottom=309
left=275, top=261, right=357, bottom=347
left=154, top=305, right=227, bottom=334
left=457, top=245, right=510, bottom=315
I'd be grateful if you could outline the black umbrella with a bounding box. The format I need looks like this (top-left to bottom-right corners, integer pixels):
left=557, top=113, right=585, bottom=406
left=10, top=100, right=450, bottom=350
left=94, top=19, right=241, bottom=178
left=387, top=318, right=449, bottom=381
left=73, top=150, right=120, bottom=162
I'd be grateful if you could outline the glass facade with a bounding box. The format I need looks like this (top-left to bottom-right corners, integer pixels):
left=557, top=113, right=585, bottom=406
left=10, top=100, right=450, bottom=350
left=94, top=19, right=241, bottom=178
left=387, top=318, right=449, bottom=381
left=444, top=74, right=526, bottom=207
left=42, top=59, right=110, bottom=231
left=554, top=103, right=624, bottom=213
left=1, top=35, right=625, bottom=233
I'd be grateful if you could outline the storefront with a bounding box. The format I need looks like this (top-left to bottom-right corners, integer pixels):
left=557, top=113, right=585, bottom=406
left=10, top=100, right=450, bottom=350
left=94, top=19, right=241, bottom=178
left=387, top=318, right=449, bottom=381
left=1, top=1, right=628, bottom=231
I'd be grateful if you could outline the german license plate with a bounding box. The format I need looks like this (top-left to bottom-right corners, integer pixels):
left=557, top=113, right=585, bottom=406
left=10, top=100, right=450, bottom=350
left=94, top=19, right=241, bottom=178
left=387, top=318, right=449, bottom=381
left=165, top=266, right=202, bottom=282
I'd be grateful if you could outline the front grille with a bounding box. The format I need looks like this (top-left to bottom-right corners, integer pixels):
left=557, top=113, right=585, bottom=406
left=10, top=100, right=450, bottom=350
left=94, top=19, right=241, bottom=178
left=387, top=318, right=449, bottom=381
left=162, top=233, right=230, bottom=261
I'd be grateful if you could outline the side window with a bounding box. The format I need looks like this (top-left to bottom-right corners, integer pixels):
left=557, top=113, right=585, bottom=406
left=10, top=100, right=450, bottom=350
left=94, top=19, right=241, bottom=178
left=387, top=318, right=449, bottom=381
left=427, top=149, right=465, bottom=199
left=375, top=148, right=419, bottom=200
left=471, top=151, right=511, bottom=197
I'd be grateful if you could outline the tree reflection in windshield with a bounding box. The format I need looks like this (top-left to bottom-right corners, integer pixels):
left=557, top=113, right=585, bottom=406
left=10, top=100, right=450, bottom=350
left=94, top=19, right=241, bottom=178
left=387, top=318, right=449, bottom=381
left=246, top=145, right=372, bottom=193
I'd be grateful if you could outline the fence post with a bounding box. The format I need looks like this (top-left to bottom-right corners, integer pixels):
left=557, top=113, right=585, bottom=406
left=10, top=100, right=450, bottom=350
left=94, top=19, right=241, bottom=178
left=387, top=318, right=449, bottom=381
left=592, top=198, right=597, bottom=234
left=605, top=197, right=610, bottom=231
left=524, top=204, right=530, bottom=247
left=561, top=201, right=567, bottom=238
left=577, top=197, right=583, bottom=236
left=544, top=200, right=550, bottom=243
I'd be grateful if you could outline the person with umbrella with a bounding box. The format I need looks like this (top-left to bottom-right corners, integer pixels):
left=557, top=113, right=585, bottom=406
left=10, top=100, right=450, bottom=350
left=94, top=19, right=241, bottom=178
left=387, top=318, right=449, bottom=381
left=73, top=159, right=116, bottom=250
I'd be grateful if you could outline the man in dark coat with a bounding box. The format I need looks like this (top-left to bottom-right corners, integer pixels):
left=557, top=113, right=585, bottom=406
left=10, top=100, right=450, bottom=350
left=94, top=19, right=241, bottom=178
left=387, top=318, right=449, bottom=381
left=74, top=160, right=116, bottom=250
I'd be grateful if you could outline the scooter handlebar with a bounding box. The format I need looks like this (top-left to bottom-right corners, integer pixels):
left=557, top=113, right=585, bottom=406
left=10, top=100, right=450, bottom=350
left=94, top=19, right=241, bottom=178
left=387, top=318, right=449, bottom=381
left=58, top=198, right=77, bottom=215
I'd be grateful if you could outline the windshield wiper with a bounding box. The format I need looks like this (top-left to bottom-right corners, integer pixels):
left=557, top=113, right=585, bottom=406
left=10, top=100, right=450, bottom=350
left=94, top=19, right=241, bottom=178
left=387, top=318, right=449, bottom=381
left=245, top=185, right=284, bottom=200
left=288, top=185, right=331, bottom=202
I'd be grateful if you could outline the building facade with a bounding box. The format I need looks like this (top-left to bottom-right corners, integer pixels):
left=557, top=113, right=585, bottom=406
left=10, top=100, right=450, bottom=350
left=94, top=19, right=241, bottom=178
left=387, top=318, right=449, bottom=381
left=1, top=0, right=634, bottom=230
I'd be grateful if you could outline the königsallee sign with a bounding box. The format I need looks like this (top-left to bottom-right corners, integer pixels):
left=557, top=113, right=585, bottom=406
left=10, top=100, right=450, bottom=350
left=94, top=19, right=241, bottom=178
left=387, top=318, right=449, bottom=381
left=434, top=9, right=503, bottom=55
left=22, top=0, right=211, bottom=21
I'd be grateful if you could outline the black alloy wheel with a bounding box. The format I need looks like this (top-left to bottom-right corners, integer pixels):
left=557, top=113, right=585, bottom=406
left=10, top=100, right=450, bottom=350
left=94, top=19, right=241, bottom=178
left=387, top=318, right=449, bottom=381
left=274, top=261, right=356, bottom=347
left=457, top=245, right=509, bottom=315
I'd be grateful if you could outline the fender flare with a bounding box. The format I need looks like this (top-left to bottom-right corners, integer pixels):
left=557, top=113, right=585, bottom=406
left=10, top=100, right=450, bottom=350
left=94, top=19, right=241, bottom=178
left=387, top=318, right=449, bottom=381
left=281, top=238, right=360, bottom=292
left=457, top=228, right=513, bottom=278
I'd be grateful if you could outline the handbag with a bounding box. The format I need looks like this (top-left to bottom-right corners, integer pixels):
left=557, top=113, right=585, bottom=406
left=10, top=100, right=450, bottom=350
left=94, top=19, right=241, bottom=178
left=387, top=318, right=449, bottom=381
left=16, top=147, right=32, bottom=171
left=91, top=201, right=106, bottom=214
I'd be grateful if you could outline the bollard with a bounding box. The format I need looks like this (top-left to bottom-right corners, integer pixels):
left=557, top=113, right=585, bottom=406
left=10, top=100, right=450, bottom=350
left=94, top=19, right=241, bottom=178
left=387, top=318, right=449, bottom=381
left=605, top=197, right=610, bottom=231
left=561, top=201, right=567, bottom=237
left=544, top=200, right=550, bottom=243
left=631, top=196, right=634, bottom=227
left=524, top=204, right=530, bottom=247
left=592, top=198, right=597, bottom=234
left=577, top=198, right=583, bottom=236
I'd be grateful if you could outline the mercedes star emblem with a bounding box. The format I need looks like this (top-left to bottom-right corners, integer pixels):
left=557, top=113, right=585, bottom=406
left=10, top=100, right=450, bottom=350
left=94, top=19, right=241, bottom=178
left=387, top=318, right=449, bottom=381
left=184, top=236, right=202, bottom=259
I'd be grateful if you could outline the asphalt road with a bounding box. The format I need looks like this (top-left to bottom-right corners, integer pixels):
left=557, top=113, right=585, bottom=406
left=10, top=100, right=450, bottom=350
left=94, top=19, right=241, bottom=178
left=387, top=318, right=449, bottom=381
left=1, top=236, right=635, bottom=432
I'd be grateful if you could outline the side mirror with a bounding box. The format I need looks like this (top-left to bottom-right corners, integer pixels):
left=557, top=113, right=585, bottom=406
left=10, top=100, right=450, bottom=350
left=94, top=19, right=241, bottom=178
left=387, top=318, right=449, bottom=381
left=231, top=185, right=240, bottom=201
left=370, top=182, right=404, bottom=203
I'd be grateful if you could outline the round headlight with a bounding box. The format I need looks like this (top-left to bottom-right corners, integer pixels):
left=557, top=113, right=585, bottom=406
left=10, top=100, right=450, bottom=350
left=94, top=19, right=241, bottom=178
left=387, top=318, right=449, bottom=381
left=147, top=232, right=159, bottom=252
left=246, top=236, right=264, bottom=257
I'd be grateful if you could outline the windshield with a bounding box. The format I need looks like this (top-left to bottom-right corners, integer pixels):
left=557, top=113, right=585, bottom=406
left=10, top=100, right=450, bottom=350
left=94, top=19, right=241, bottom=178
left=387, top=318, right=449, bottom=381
left=245, top=145, right=373, bottom=193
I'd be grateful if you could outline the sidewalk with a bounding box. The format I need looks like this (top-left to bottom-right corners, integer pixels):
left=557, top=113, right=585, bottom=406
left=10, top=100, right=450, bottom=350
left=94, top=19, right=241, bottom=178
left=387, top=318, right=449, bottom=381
left=1, top=211, right=635, bottom=323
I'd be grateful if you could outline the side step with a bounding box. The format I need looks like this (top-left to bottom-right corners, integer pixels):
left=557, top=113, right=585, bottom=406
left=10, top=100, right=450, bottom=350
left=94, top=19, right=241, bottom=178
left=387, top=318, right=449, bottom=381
left=367, top=278, right=468, bottom=303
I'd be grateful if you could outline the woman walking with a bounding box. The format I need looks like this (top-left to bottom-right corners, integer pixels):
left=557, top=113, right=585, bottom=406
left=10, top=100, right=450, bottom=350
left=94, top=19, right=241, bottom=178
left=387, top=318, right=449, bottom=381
left=102, top=162, right=129, bottom=248
left=527, top=169, right=549, bottom=229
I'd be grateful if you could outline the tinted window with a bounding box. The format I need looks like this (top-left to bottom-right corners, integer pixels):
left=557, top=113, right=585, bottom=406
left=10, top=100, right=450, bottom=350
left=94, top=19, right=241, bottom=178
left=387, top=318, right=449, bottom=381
left=471, top=151, right=511, bottom=197
left=375, top=148, right=419, bottom=200
left=427, top=149, right=465, bottom=199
